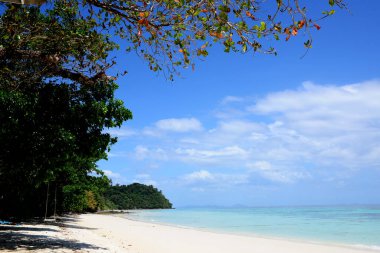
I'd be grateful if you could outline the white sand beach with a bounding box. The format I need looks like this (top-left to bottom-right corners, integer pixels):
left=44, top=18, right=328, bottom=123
left=1, top=213, right=378, bottom=253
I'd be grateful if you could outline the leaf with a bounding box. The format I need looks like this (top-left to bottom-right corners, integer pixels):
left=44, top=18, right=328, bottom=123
left=298, top=20, right=305, bottom=29
left=304, top=40, right=312, bottom=48
left=218, top=5, right=230, bottom=13
left=314, top=24, right=321, bottom=30
left=242, top=43, right=247, bottom=53
left=260, top=21, right=266, bottom=31
left=245, top=11, right=255, bottom=19
left=291, top=27, right=298, bottom=36
left=209, top=31, right=224, bottom=39
left=276, top=0, right=282, bottom=8
left=329, top=0, right=335, bottom=6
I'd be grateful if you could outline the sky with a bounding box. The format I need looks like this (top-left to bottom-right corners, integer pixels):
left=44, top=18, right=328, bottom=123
left=98, top=1, right=380, bottom=207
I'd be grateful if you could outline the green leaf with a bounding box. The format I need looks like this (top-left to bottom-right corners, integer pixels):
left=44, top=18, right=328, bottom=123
left=276, top=0, right=282, bottom=8
left=260, top=21, right=266, bottom=31
left=304, top=40, right=312, bottom=48
left=242, top=43, right=247, bottom=53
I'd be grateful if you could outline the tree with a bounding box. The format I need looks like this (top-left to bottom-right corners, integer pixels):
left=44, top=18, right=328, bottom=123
left=0, top=5, right=131, bottom=218
left=1, top=0, right=346, bottom=80
left=103, top=183, right=173, bottom=209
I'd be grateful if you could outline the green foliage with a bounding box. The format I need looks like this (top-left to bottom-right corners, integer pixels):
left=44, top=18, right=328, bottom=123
left=1, top=0, right=346, bottom=80
left=73, top=0, right=346, bottom=79
left=0, top=6, right=131, bottom=218
left=103, top=183, right=173, bottom=210
left=0, top=80, right=131, bottom=217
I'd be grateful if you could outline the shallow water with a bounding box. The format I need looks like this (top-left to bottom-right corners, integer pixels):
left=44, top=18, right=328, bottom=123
left=124, top=206, right=380, bottom=248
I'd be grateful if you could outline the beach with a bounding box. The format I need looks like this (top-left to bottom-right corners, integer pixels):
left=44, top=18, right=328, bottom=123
left=1, top=213, right=378, bottom=253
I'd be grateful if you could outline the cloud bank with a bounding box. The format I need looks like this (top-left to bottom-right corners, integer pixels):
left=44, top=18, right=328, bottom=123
left=112, top=80, right=380, bottom=189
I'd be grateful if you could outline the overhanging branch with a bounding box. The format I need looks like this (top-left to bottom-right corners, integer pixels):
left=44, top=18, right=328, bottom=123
left=0, top=47, right=108, bottom=86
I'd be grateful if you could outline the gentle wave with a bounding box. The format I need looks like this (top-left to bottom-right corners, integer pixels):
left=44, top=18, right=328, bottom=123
left=124, top=206, right=380, bottom=247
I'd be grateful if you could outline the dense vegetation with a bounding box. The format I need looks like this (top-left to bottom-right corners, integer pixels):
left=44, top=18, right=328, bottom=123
left=0, top=6, right=131, bottom=218
left=104, top=183, right=173, bottom=210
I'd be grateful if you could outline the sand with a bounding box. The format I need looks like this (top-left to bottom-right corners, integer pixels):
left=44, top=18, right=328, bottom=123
left=0, top=213, right=378, bottom=252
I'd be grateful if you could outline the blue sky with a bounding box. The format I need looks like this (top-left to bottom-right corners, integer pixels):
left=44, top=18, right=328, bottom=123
left=98, top=1, right=380, bottom=207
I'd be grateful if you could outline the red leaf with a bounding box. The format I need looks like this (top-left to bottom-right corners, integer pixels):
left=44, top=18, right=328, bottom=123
left=298, top=20, right=305, bottom=29
left=291, top=27, right=298, bottom=36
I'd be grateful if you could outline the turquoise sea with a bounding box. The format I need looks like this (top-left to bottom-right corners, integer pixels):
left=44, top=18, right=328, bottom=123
left=124, top=206, right=380, bottom=249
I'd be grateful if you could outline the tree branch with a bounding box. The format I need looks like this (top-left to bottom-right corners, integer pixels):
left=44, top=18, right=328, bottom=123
left=0, top=47, right=107, bottom=86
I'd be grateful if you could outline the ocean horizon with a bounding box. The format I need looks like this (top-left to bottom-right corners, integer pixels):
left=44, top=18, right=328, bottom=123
left=123, top=205, right=380, bottom=250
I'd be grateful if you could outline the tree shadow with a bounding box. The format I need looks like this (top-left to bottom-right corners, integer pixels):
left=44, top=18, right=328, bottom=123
left=0, top=226, right=56, bottom=232
left=42, top=216, right=97, bottom=230
left=0, top=216, right=105, bottom=251
left=59, top=223, right=98, bottom=230
left=0, top=231, right=106, bottom=251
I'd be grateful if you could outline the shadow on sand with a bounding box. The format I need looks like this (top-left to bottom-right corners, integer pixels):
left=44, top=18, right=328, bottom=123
left=0, top=216, right=105, bottom=251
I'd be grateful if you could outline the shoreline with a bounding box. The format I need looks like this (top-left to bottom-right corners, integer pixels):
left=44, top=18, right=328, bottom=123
left=114, top=212, right=380, bottom=252
left=114, top=209, right=380, bottom=251
left=73, top=213, right=380, bottom=252
left=1, top=213, right=379, bottom=252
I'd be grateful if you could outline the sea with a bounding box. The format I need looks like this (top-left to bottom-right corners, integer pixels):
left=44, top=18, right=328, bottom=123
left=123, top=206, right=380, bottom=250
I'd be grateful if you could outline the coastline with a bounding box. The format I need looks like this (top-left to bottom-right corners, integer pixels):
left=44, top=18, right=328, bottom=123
left=115, top=212, right=380, bottom=251
left=1, top=213, right=379, bottom=252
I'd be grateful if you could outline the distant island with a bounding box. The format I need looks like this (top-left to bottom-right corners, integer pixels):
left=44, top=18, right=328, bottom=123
left=101, top=183, right=172, bottom=210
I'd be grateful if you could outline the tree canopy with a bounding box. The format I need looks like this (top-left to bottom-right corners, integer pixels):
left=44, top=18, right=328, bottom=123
left=1, top=0, right=345, bottom=80
left=80, top=0, right=345, bottom=78
left=0, top=6, right=131, bottom=218
left=104, top=183, right=173, bottom=209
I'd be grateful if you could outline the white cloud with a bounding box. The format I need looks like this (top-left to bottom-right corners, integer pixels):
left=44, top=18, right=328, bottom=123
left=190, top=187, right=206, bottom=192
left=155, top=118, right=203, bottom=132
left=107, top=128, right=136, bottom=138
left=176, top=146, right=248, bottom=159
left=182, top=170, right=249, bottom=186
left=116, top=80, right=380, bottom=185
left=103, top=170, right=121, bottom=178
left=221, top=96, right=244, bottom=105
left=134, top=145, right=149, bottom=160
left=134, top=145, right=168, bottom=161
left=247, top=161, right=310, bottom=183
left=142, top=127, right=163, bottom=137
left=250, top=80, right=380, bottom=135
left=103, top=170, right=123, bottom=184
left=179, top=138, right=200, bottom=144
left=133, top=174, right=157, bottom=186
left=250, top=161, right=272, bottom=171
left=183, top=170, right=215, bottom=182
